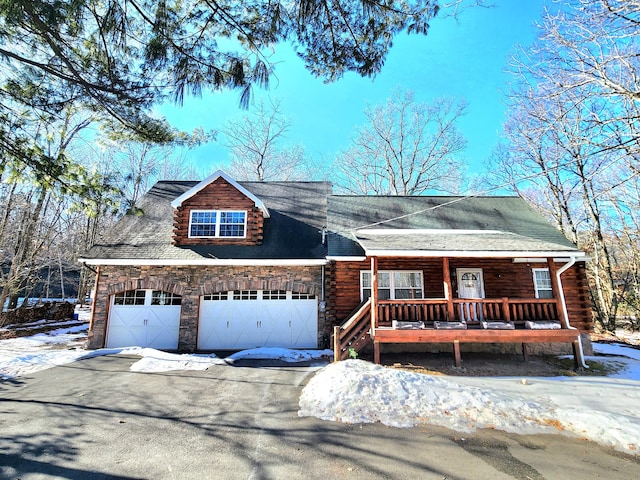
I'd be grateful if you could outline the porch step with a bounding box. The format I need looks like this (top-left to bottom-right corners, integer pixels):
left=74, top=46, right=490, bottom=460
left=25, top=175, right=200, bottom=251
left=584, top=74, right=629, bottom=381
left=348, top=331, right=371, bottom=352
left=334, top=299, right=373, bottom=361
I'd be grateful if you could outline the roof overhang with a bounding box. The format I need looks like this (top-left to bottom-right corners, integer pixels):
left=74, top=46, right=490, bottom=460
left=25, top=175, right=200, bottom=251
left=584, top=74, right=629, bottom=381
left=513, top=256, right=589, bottom=263
left=79, top=258, right=327, bottom=267
left=359, top=250, right=588, bottom=258
left=170, top=170, right=270, bottom=218
left=352, top=228, right=586, bottom=259
left=326, top=256, right=368, bottom=262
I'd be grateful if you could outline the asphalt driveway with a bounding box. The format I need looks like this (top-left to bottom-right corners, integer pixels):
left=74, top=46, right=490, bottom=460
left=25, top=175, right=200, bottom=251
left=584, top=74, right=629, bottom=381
left=1, top=355, right=639, bottom=480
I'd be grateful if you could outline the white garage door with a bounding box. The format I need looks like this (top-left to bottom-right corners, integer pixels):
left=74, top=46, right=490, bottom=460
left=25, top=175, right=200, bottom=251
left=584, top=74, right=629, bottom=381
left=198, top=290, right=318, bottom=350
left=106, top=289, right=182, bottom=349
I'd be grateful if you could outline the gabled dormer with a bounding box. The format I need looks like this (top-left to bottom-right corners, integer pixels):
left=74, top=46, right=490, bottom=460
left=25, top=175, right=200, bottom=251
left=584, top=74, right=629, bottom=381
left=171, top=170, right=270, bottom=246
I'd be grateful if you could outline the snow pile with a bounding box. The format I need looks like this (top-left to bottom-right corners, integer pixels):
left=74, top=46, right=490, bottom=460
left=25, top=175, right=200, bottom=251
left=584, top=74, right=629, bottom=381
left=120, top=347, right=227, bottom=372
left=0, top=322, right=332, bottom=379
left=299, top=360, right=548, bottom=431
left=119, top=347, right=332, bottom=372
left=299, top=358, right=640, bottom=456
left=0, top=324, right=90, bottom=379
left=226, top=347, right=332, bottom=362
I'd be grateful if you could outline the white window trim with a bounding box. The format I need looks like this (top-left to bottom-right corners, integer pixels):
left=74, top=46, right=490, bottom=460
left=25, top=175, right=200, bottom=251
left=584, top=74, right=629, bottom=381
left=188, top=209, right=247, bottom=238
left=360, top=270, right=424, bottom=301
left=532, top=268, right=554, bottom=299
left=456, top=268, right=486, bottom=299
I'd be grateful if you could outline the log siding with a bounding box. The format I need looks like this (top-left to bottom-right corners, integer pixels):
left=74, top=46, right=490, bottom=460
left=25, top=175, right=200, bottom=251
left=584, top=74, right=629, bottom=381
left=172, top=177, right=264, bottom=246
left=328, top=257, right=593, bottom=333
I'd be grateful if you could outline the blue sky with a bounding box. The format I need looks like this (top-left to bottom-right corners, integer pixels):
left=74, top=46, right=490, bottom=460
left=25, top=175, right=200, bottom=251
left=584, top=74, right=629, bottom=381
left=158, top=1, right=546, bottom=179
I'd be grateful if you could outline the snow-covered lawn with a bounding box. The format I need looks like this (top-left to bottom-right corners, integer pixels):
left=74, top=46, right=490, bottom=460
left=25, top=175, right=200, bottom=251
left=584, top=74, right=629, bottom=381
left=2, top=313, right=639, bottom=457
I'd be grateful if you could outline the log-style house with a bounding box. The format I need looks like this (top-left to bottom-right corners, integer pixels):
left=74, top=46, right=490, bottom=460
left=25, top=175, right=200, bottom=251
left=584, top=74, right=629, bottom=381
left=327, top=196, right=592, bottom=367
left=80, top=171, right=592, bottom=368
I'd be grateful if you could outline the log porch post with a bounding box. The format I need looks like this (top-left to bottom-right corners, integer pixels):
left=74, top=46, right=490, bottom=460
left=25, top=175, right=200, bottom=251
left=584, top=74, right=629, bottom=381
left=547, top=257, right=569, bottom=327
left=371, top=256, right=380, bottom=364
left=370, top=256, right=378, bottom=332
left=443, top=257, right=455, bottom=321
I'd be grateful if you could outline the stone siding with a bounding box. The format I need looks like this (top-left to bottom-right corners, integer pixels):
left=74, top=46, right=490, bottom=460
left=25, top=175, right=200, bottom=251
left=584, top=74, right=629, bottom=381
left=88, top=264, right=325, bottom=351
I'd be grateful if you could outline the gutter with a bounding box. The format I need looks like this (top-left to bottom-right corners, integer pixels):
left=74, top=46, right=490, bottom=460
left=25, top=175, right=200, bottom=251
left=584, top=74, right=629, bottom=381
left=556, top=256, right=589, bottom=369
left=82, top=262, right=98, bottom=274
left=78, top=258, right=328, bottom=267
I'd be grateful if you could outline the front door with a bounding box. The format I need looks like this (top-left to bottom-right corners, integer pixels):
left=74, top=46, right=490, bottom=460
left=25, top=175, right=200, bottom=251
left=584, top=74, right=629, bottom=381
left=456, top=269, right=485, bottom=322
left=457, top=269, right=485, bottom=299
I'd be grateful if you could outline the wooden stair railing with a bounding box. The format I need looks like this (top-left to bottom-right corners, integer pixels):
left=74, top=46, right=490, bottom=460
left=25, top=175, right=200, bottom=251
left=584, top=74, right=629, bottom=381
left=333, top=299, right=372, bottom=361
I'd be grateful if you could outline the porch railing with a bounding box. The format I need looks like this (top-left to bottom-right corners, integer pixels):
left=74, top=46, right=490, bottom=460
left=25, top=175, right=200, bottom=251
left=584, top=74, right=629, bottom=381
left=333, top=299, right=372, bottom=361
left=376, top=299, right=449, bottom=323
left=376, top=298, right=560, bottom=327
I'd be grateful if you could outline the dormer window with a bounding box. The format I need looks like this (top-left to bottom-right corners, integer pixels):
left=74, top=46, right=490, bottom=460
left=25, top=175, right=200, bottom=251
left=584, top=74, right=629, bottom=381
left=189, top=210, right=246, bottom=238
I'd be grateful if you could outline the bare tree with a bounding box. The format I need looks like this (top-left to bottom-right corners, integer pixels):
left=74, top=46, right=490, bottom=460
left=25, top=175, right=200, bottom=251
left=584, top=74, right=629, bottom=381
left=0, top=107, right=95, bottom=315
left=102, top=143, right=200, bottom=213
left=489, top=0, right=640, bottom=332
left=222, top=99, right=314, bottom=181
left=334, top=89, right=467, bottom=195
left=510, top=0, right=640, bottom=162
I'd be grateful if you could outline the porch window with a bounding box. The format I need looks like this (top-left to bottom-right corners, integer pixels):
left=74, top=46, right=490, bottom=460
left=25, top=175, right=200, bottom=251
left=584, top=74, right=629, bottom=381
left=189, top=210, right=246, bottom=238
left=533, top=268, right=553, bottom=298
left=360, top=271, right=423, bottom=300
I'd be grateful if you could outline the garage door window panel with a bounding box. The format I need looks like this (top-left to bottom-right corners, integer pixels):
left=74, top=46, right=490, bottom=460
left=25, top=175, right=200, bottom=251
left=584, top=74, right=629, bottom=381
left=234, top=290, right=257, bottom=300
left=151, top=290, right=182, bottom=305
left=263, top=290, right=287, bottom=300
left=292, top=292, right=315, bottom=300
left=113, top=289, right=146, bottom=305
left=203, top=292, right=229, bottom=301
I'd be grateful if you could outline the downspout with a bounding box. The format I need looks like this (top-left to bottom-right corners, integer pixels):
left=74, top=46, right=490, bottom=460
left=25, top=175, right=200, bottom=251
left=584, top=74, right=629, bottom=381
left=556, top=256, right=588, bottom=369
left=320, top=264, right=326, bottom=311
left=88, top=265, right=101, bottom=346
left=319, top=226, right=327, bottom=313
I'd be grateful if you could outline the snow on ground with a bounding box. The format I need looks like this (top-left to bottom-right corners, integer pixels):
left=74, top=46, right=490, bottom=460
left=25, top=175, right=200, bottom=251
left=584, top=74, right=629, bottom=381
left=1, top=314, right=640, bottom=457
left=0, top=325, right=332, bottom=378
left=299, top=345, right=640, bottom=457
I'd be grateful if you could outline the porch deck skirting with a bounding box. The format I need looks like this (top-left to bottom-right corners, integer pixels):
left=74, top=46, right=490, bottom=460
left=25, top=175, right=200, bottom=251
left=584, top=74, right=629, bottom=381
left=372, top=327, right=584, bottom=368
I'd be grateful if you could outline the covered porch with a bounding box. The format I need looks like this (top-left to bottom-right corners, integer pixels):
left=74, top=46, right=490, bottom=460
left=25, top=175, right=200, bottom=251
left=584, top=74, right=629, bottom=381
left=333, top=256, right=586, bottom=368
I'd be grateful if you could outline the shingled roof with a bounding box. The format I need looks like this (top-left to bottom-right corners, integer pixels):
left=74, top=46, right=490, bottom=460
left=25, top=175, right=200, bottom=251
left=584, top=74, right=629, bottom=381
left=81, top=180, right=330, bottom=264
left=326, top=195, right=584, bottom=258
